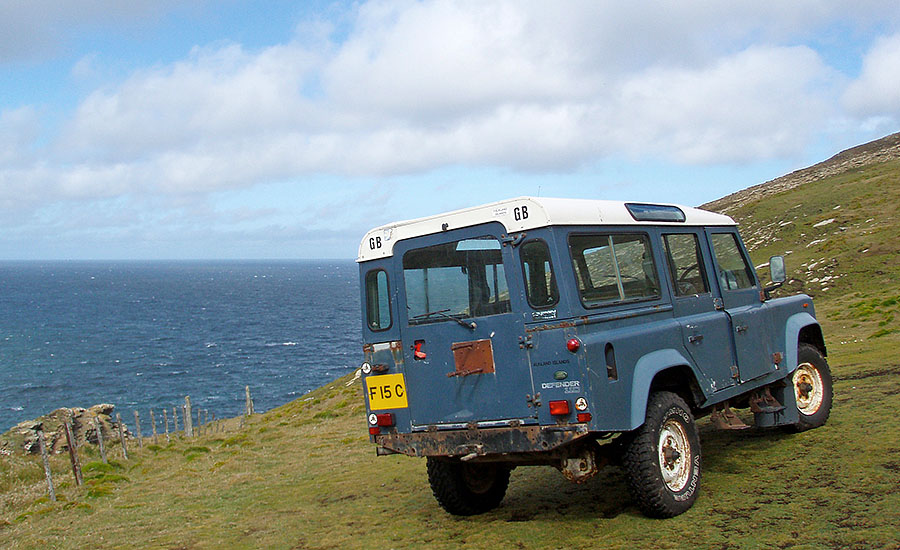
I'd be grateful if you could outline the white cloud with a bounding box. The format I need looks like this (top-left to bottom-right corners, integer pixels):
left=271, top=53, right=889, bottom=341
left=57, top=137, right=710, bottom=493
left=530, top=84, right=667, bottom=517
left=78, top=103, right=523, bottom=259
left=3, top=0, right=900, bottom=219
left=606, top=46, right=836, bottom=164
left=844, top=33, right=900, bottom=122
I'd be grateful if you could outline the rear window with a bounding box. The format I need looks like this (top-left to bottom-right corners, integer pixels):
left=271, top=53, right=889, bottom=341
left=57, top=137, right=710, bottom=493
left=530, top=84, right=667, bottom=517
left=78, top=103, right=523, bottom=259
left=402, top=237, right=511, bottom=324
left=569, top=233, right=660, bottom=307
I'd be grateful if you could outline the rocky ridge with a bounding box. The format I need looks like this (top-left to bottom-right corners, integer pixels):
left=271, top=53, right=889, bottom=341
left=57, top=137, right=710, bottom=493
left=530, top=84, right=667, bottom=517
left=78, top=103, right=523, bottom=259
left=703, top=132, right=900, bottom=214
left=0, top=404, right=130, bottom=455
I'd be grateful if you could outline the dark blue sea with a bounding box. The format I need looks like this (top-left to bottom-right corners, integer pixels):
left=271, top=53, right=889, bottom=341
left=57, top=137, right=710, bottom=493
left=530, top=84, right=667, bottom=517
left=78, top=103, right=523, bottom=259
left=0, top=261, right=361, bottom=432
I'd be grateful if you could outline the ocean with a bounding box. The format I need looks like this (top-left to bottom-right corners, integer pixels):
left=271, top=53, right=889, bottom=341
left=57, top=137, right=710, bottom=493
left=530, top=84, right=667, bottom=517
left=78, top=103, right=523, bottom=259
left=0, top=260, right=361, bottom=432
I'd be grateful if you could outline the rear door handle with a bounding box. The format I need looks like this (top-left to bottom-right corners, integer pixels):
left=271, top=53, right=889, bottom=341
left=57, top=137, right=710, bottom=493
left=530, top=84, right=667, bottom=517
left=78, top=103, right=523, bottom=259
left=688, top=334, right=704, bottom=344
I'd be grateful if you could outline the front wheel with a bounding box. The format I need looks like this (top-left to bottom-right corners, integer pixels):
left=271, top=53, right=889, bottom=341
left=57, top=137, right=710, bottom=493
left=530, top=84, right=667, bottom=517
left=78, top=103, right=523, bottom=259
left=622, top=391, right=701, bottom=518
left=787, top=343, right=833, bottom=432
left=426, top=458, right=510, bottom=516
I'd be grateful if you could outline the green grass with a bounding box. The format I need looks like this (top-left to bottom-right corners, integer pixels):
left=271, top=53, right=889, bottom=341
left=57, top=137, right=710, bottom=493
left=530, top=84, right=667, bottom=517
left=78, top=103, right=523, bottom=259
left=2, top=160, right=900, bottom=549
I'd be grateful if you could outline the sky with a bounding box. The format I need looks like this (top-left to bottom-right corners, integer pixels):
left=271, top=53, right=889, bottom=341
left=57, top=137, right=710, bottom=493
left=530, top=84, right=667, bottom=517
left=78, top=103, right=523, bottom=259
left=2, top=1, right=900, bottom=260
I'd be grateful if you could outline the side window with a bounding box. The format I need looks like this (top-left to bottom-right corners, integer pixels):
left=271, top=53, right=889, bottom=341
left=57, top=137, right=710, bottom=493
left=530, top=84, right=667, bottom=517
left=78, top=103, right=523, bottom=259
left=710, top=233, right=756, bottom=290
left=663, top=233, right=709, bottom=296
left=520, top=240, right=559, bottom=308
left=569, top=233, right=660, bottom=307
left=365, top=269, right=392, bottom=331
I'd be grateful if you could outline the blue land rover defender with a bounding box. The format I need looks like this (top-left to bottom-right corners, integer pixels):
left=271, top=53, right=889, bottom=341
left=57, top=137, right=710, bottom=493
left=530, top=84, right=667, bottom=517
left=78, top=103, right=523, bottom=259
left=357, top=197, right=832, bottom=518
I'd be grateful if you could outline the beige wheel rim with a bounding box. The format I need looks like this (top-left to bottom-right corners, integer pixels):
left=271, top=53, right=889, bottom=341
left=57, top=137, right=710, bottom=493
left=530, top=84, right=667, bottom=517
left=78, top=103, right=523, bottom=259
left=793, top=363, right=824, bottom=415
left=658, top=419, right=691, bottom=492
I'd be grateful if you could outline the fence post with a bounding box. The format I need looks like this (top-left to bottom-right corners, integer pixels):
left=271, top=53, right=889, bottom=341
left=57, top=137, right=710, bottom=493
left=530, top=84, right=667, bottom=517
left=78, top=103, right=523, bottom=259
left=116, top=413, right=129, bottom=460
left=150, top=409, right=158, bottom=445
left=245, top=386, right=254, bottom=416
left=172, top=406, right=179, bottom=433
left=163, top=408, right=170, bottom=443
left=133, top=411, right=143, bottom=450
left=94, top=416, right=107, bottom=464
left=63, top=419, right=83, bottom=486
left=36, top=425, right=56, bottom=502
left=184, top=396, right=193, bottom=438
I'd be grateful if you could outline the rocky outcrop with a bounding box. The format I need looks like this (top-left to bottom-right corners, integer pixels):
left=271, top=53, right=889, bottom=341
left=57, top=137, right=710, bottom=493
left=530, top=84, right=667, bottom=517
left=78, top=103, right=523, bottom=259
left=703, top=132, right=900, bottom=214
left=0, top=404, right=130, bottom=455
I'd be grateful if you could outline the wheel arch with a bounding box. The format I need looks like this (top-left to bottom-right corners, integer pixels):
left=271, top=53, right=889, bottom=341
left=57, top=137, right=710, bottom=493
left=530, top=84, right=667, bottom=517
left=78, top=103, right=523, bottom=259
left=785, top=312, right=826, bottom=374
left=627, top=349, right=702, bottom=431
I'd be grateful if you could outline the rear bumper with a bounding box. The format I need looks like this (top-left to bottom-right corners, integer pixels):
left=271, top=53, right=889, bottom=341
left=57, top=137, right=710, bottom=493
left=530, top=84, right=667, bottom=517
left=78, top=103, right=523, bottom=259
left=375, top=424, right=591, bottom=458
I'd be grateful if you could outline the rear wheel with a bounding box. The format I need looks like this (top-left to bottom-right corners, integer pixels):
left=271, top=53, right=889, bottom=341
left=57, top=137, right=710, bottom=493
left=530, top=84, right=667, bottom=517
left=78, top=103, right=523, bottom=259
left=787, top=343, right=833, bottom=432
left=622, top=391, right=701, bottom=518
left=426, top=458, right=510, bottom=516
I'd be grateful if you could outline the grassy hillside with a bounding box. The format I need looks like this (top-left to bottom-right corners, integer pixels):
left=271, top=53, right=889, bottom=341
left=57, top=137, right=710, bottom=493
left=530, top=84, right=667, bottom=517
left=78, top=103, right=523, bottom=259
left=3, top=145, right=900, bottom=549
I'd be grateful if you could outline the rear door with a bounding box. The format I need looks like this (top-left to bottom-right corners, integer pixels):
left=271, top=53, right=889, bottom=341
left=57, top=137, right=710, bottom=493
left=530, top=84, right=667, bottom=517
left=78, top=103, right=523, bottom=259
left=395, top=223, right=535, bottom=427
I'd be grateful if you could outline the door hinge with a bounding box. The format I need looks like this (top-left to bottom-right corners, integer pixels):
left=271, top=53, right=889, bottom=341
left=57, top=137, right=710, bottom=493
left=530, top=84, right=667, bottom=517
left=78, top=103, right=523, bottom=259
left=713, top=297, right=725, bottom=311
left=730, top=365, right=740, bottom=380
left=518, top=334, right=534, bottom=349
left=500, top=232, right=527, bottom=247
left=526, top=392, right=542, bottom=408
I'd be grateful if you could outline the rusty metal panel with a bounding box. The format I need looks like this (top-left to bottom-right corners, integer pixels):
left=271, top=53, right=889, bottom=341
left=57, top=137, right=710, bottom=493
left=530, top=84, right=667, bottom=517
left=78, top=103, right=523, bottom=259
left=375, top=424, right=590, bottom=458
left=449, top=339, right=495, bottom=377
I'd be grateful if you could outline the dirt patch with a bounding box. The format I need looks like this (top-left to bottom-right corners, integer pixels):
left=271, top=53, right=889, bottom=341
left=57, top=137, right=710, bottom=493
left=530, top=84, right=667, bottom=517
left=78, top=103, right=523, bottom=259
left=833, top=365, right=900, bottom=381
left=505, top=510, right=536, bottom=522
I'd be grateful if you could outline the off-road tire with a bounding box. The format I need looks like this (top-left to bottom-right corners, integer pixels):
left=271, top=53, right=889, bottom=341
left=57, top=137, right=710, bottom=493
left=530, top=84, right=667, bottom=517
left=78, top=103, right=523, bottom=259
left=786, top=343, right=833, bottom=432
left=622, top=391, right=701, bottom=518
left=426, top=457, right=510, bottom=516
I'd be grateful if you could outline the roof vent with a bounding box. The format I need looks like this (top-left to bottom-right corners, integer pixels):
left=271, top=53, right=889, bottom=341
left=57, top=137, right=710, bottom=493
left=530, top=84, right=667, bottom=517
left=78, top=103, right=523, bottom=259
left=625, top=203, right=686, bottom=222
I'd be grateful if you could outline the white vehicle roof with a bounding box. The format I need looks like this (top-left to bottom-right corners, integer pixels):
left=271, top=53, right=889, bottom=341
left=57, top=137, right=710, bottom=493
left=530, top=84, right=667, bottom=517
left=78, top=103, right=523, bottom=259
left=358, top=196, right=735, bottom=262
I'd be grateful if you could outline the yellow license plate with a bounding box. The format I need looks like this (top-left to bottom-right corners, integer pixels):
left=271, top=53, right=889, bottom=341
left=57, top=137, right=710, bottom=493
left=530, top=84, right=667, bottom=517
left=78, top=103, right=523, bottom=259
left=366, top=373, right=408, bottom=410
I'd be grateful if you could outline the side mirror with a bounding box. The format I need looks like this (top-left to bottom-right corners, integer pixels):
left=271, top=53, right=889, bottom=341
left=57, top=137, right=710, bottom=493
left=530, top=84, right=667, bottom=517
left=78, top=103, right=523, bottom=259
left=769, top=255, right=786, bottom=284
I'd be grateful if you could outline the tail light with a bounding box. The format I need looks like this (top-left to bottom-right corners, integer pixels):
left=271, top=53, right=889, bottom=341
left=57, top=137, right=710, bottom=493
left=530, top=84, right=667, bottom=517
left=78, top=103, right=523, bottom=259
left=368, top=412, right=395, bottom=435
left=414, top=340, right=427, bottom=360
left=577, top=412, right=592, bottom=423
left=549, top=400, right=570, bottom=416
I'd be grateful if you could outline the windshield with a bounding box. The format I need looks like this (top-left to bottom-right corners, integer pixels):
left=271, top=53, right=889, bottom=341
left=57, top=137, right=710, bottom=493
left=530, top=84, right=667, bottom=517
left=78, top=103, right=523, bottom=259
left=402, top=237, right=511, bottom=325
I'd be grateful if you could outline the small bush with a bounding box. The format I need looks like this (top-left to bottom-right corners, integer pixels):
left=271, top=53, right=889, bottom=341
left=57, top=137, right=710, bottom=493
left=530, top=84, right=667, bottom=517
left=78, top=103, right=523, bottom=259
left=83, top=461, right=121, bottom=474
left=221, top=433, right=248, bottom=447
left=86, top=485, right=115, bottom=498
left=86, top=473, right=129, bottom=484
left=182, top=446, right=211, bottom=455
